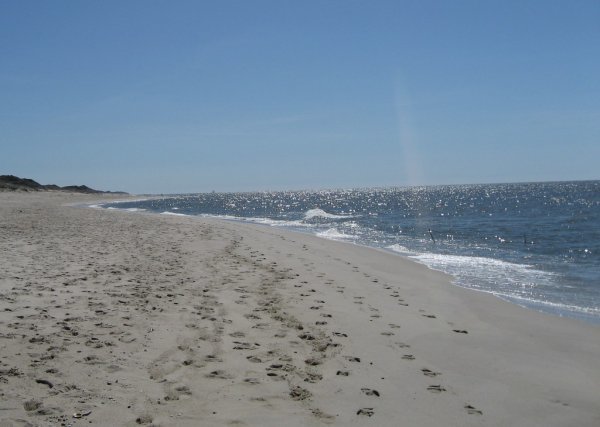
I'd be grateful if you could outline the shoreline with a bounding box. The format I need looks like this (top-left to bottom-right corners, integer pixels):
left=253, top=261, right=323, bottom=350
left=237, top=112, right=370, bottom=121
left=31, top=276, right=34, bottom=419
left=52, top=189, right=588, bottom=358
left=1, top=192, right=599, bottom=426
left=90, top=198, right=600, bottom=325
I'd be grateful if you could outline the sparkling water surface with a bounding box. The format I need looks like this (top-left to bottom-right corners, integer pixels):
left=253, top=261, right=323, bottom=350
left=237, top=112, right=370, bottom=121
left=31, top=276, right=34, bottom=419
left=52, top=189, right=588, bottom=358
left=100, top=181, right=600, bottom=323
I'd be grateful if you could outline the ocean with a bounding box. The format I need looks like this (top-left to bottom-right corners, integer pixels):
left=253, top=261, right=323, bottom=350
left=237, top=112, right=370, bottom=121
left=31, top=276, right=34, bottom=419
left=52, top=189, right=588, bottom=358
left=97, top=181, right=600, bottom=324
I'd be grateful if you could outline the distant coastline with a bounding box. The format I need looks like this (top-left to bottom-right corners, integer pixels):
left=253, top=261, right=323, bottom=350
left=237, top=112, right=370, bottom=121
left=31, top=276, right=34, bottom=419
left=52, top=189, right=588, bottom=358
left=0, top=175, right=127, bottom=194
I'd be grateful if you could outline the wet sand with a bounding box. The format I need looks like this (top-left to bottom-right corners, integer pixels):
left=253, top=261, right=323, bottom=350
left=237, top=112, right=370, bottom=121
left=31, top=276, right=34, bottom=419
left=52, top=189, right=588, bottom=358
left=1, top=192, right=599, bottom=426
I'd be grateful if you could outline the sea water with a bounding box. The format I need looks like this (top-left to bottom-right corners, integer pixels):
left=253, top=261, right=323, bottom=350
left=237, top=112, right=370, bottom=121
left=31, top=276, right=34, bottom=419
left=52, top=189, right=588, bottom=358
left=99, top=181, right=600, bottom=323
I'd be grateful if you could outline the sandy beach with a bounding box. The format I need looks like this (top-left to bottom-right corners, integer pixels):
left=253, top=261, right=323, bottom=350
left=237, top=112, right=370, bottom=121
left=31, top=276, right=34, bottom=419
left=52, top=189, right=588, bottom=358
left=1, top=192, right=599, bottom=427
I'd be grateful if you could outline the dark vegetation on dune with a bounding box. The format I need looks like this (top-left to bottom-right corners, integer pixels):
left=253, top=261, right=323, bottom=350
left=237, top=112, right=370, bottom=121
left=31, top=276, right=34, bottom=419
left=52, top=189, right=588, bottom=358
left=0, top=175, right=127, bottom=194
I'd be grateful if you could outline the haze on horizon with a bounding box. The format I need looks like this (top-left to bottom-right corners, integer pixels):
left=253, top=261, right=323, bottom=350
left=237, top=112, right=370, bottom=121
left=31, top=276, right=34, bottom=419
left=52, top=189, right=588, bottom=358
left=1, top=1, right=599, bottom=194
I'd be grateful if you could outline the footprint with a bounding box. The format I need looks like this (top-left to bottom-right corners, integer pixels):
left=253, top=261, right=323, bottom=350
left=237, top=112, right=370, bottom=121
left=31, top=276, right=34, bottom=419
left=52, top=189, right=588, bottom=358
left=344, top=356, right=361, bottom=363
left=83, top=355, right=104, bottom=364
left=361, top=388, right=380, bottom=397
left=551, top=399, right=571, bottom=407
left=422, top=314, right=437, bottom=319
left=245, top=314, right=261, bottom=320
left=267, top=363, right=295, bottom=372
left=356, top=408, right=374, bottom=417
left=465, top=404, right=483, bottom=415
left=380, top=331, right=394, bottom=336
left=164, top=385, right=192, bottom=401
left=332, top=332, right=348, bottom=337
left=206, top=370, right=233, bottom=379
left=453, top=329, right=468, bottom=334
left=304, top=372, right=322, bottom=383
left=312, top=408, right=335, bottom=420
left=421, top=368, right=441, bottom=377
left=427, top=385, right=446, bottom=393
left=232, top=342, right=258, bottom=350
left=136, top=414, right=153, bottom=424
left=336, top=370, right=350, bottom=376
left=289, top=386, right=311, bottom=401
left=298, top=333, right=315, bottom=341
left=401, top=354, right=415, bottom=360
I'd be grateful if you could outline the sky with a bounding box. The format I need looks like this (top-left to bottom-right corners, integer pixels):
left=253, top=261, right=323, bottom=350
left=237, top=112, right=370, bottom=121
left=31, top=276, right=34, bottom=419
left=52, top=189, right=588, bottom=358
left=1, top=0, right=599, bottom=194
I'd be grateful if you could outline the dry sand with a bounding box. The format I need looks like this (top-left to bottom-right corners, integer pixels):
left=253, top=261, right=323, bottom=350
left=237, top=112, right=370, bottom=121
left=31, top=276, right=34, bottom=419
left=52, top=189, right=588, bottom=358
left=1, top=192, right=599, bottom=427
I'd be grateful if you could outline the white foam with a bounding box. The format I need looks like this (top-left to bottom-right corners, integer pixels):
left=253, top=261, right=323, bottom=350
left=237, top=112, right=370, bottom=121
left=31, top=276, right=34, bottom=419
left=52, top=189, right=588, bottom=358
left=381, top=249, right=597, bottom=321
left=495, top=293, right=600, bottom=316
left=124, top=208, right=146, bottom=212
left=160, top=211, right=189, bottom=217
left=316, top=228, right=358, bottom=241
left=409, top=252, right=559, bottom=299
left=108, top=198, right=152, bottom=204
left=244, top=217, right=307, bottom=227
left=198, top=213, right=241, bottom=221
left=386, top=244, right=414, bottom=255
left=410, top=253, right=535, bottom=272
left=304, top=208, right=353, bottom=220
left=201, top=214, right=310, bottom=228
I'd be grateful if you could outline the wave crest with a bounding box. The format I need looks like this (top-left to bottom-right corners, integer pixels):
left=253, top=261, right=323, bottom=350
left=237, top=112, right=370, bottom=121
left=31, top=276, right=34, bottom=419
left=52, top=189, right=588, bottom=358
left=316, top=228, right=358, bottom=241
left=304, top=208, right=353, bottom=220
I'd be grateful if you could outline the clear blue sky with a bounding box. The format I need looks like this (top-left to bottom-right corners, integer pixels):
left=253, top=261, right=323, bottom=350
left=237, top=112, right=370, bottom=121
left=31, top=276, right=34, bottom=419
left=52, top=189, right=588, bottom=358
left=2, top=1, right=599, bottom=194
